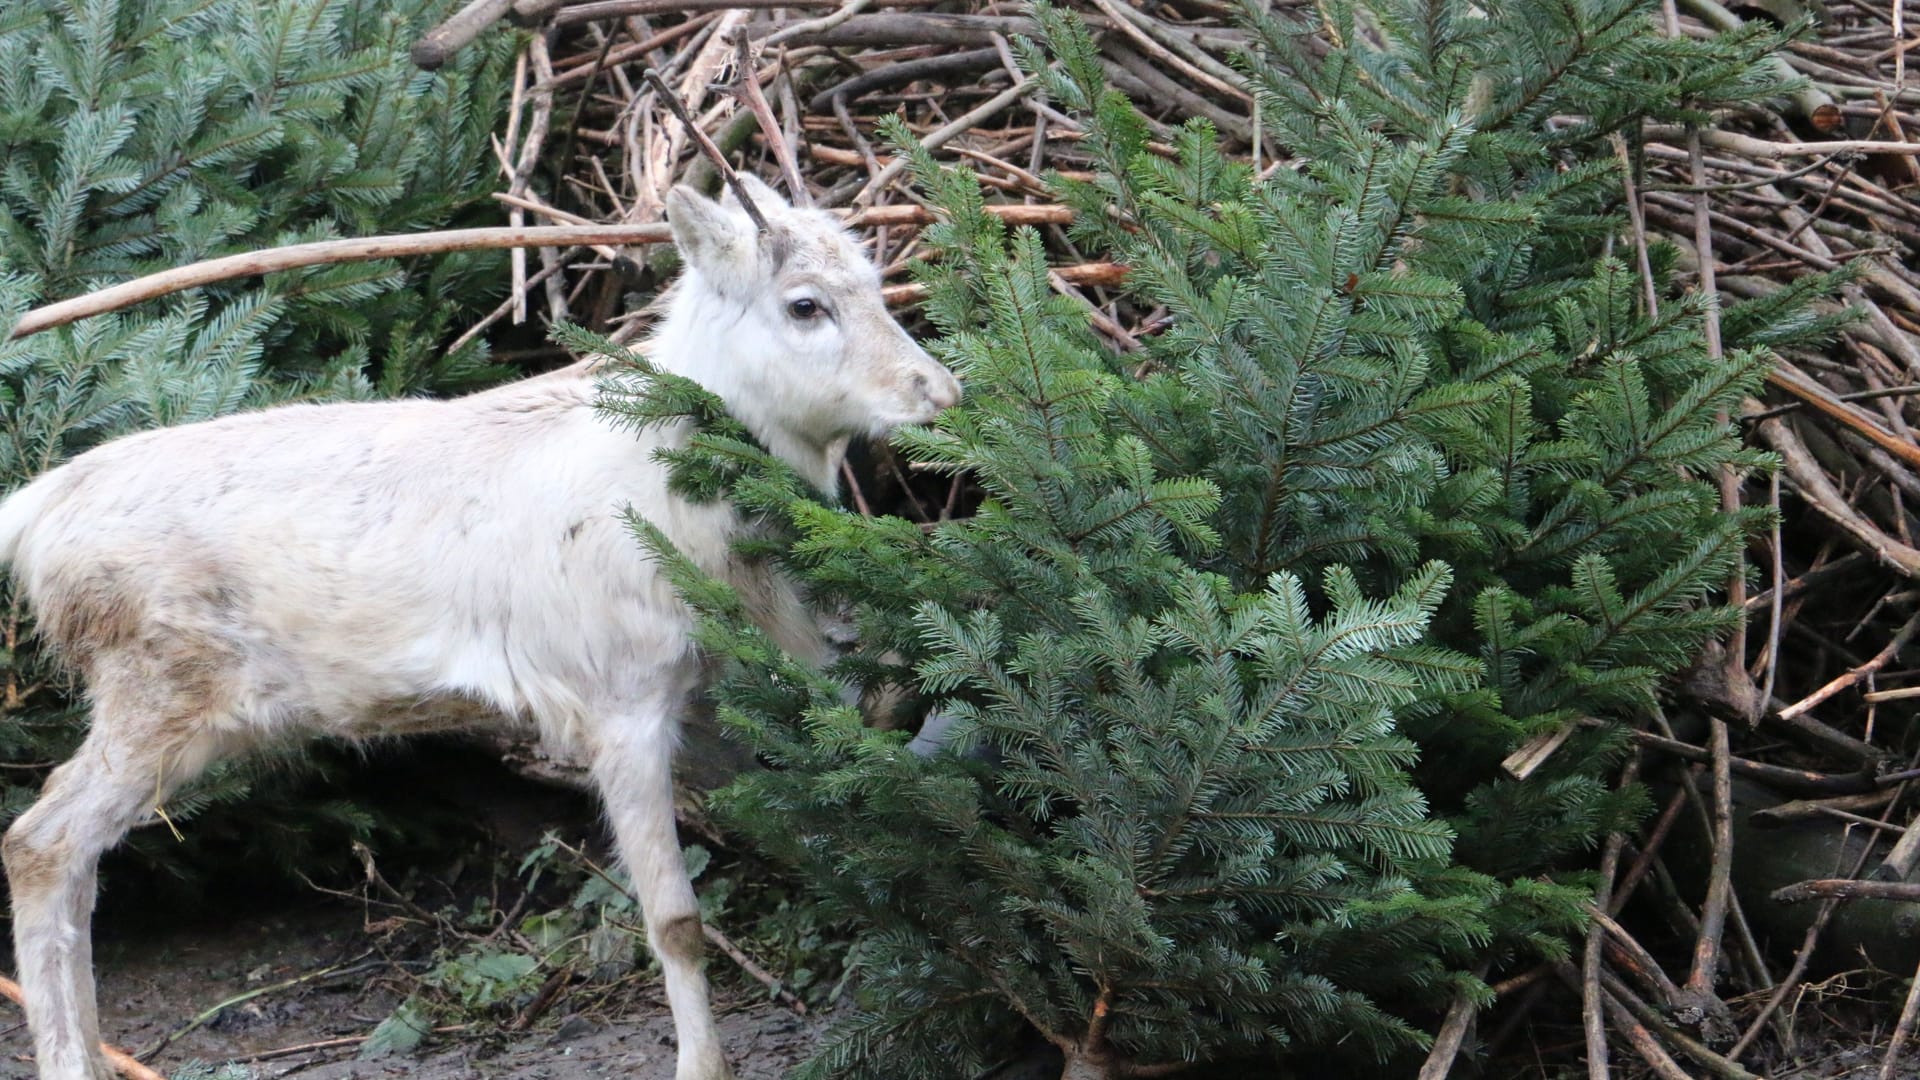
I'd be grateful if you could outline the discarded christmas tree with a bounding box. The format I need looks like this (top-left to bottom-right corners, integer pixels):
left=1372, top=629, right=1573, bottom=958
left=607, top=0, right=1841, bottom=1075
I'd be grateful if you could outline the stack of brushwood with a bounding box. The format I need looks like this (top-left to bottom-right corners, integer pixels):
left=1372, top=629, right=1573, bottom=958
left=395, top=0, right=1920, bottom=1075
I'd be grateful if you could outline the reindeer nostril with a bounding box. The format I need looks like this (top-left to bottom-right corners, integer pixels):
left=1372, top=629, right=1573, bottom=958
left=926, top=370, right=961, bottom=410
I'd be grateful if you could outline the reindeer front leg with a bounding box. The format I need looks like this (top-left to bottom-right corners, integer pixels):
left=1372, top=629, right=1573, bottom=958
left=589, top=689, right=733, bottom=1080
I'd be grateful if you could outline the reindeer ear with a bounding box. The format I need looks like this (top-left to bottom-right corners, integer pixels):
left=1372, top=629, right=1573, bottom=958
left=665, top=185, right=756, bottom=291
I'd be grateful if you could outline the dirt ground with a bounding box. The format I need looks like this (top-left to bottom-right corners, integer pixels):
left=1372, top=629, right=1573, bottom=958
left=0, top=898, right=827, bottom=1080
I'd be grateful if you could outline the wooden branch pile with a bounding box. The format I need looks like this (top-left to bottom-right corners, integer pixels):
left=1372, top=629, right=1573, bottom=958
left=410, top=0, right=1255, bottom=358
left=453, top=0, right=1920, bottom=1075
left=1538, top=3, right=1920, bottom=1078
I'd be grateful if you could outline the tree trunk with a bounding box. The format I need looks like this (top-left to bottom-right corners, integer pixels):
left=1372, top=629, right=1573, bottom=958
left=1059, top=1049, right=1118, bottom=1080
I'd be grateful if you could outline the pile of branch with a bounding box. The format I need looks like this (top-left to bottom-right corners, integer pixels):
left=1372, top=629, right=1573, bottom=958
left=1552, top=4, right=1920, bottom=1079
left=412, top=0, right=1241, bottom=360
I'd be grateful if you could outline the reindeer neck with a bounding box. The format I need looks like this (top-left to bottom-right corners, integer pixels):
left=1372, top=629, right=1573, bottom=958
left=648, top=291, right=847, bottom=500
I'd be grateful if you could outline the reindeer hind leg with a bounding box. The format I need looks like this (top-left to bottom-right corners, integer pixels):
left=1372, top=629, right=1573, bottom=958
left=5, top=658, right=228, bottom=1080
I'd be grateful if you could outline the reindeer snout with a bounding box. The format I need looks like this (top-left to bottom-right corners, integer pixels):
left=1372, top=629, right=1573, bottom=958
left=925, top=366, right=962, bottom=411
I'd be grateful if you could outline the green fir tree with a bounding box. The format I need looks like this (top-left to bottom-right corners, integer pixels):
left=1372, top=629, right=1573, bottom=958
left=599, top=0, right=1848, bottom=1075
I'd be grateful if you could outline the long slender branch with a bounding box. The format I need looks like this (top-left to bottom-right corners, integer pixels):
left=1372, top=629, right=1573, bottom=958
left=1772, top=877, right=1920, bottom=904
left=7, top=206, right=1077, bottom=341
left=1643, top=125, right=1920, bottom=158
left=7, top=225, right=669, bottom=341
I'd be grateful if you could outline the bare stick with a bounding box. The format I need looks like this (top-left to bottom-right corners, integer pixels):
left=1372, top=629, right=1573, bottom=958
left=510, top=0, right=565, bottom=24
left=763, top=0, right=873, bottom=48
left=412, top=0, right=515, bottom=69
left=1666, top=14, right=1746, bottom=1012
left=1772, top=877, right=1920, bottom=903
left=1733, top=812, right=1885, bottom=1059
left=1767, top=360, right=1920, bottom=474
left=1643, top=125, right=1920, bottom=157
left=135, top=955, right=379, bottom=1061
left=1086, top=0, right=1248, bottom=103
left=1758, top=469, right=1783, bottom=705
left=500, top=50, right=531, bottom=324
left=1612, top=134, right=1661, bottom=318
left=491, top=191, right=621, bottom=256
left=1756, top=414, right=1920, bottom=579
left=807, top=48, right=998, bottom=111
left=7, top=225, right=675, bottom=340
left=701, top=921, right=809, bottom=1015
left=1884, top=951, right=1920, bottom=1080
left=733, top=36, right=809, bottom=205
left=1604, top=991, right=1693, bottom=1080
left=555, top=0, right=798, bottom=27
left=1602, top=969, right=1761, bottom=1080
left=1678, top=704, right=1735, bottom=1006
left=882, top=259, right=1122, bottom=306
left=642, top=68, right=770, bottom=233
left=1416, top=966, right=1489, bottom=1080
left=1876, top=798, right=1920, bottom=882
left=1502, top=718, right=1581, bottom=780
left=447, top=246, right=587, bottom=356
left=1778, top=608, right=1920, bottom=721
left=855, top=203, right=1072, bottom=227
left=543, top=17, right=712, bottom=88
left=509, top=37, right=558, bottom=323
left=227, top=1024, right=470, bottom=1064
left=1589, top=902, right=1680, bottom=1005
left=853, top=77, right=1040, bottom=205
left=9, top=206, right=1080, bottom=341
left=0, top=974, right=164, bottom=1080
left=1585, top=758, right=1641, bottom=1079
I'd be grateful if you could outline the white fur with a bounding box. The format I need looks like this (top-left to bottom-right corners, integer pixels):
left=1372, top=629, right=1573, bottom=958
left=0, top=180, right=959, bottom=1080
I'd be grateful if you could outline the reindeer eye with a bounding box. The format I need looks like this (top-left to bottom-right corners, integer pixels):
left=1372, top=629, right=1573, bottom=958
left=788, top=297, right=822, bottom=320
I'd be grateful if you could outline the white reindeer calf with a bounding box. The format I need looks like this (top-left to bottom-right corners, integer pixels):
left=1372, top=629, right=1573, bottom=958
left=0, top=176, right=959, bottom=1080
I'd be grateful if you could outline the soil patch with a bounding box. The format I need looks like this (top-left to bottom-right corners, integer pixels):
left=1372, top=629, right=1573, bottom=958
left=0, top=897, right=824, bottom=1079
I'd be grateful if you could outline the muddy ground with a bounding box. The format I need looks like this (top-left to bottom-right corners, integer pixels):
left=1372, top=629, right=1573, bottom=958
left=0, top=896, right=826, bottom=1080
left=0, top=740, right=834, bottom=1080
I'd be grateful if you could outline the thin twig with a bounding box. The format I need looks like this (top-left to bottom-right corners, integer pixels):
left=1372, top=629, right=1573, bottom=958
left=1779, top=607, right=1920, bottom=721
left=1586, top=756, right=1641, bottom=1080
left=702, top=922, right=811, bottom=1016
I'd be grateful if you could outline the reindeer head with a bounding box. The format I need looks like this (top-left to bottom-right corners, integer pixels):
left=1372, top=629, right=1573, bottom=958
left=657, top=177, right=961, bottom=485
